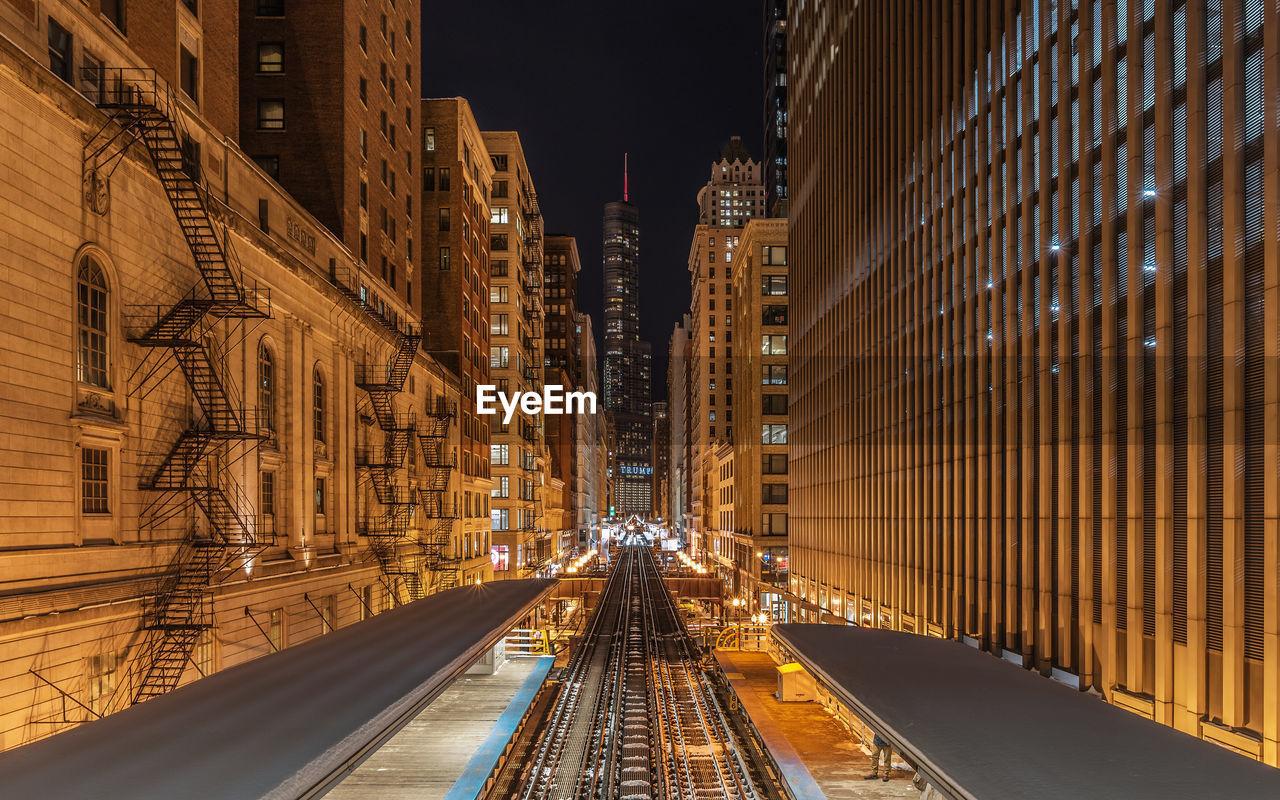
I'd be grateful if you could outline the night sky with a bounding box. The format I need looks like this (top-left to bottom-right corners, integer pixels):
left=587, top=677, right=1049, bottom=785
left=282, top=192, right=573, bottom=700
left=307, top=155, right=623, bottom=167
left=420, top=2, right=764, bottom=401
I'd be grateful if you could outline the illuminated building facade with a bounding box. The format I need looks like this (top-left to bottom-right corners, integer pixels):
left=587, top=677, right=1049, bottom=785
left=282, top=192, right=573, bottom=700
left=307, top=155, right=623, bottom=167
left=790, top=0, right=1280, bottom=763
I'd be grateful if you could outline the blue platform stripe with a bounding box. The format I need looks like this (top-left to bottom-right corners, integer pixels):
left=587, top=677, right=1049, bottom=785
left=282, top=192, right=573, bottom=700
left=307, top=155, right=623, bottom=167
left=444, top=656, right=555, bottom=800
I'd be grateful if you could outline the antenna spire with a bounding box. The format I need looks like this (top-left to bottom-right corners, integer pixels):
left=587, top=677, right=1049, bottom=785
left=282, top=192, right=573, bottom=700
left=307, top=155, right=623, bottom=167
left=623, top=152, right=629, bottom=203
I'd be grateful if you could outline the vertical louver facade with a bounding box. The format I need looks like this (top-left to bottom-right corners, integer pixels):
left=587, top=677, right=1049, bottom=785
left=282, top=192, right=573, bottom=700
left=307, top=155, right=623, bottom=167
left=789, top=0, right=1279, bottom=761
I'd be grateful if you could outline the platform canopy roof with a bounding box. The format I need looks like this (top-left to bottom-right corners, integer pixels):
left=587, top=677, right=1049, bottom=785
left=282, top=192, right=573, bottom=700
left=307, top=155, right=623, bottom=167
left=774, top=624, right=1280, bottom=800
left=0, top=579, right=555, bottom=800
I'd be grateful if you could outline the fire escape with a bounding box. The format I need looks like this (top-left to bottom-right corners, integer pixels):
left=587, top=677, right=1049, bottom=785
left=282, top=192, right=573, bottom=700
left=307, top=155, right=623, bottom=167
left=521, top=186, right=548, bottom=571
left=84, top=69, right=271, bottom=704
left=416, top=397, right=459, bottom=591
left=325, top=261, right=434, bottom=604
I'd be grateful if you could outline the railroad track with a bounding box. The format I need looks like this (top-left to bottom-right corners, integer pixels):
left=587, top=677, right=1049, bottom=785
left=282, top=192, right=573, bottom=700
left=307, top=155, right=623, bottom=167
left=514, top=546, right=758, bottom=800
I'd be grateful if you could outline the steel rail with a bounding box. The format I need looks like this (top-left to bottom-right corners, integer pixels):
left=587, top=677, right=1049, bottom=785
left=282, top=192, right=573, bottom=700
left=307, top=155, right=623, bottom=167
left=513, top=547, right=759, bottom=800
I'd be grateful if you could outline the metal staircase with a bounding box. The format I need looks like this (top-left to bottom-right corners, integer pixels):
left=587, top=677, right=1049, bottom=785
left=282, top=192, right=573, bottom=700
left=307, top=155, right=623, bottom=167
left=84, top=68, right=272, bottom=705
left=416, top=397, right=459, bottom=591
left=520, top=188, right=545, bottom=555
left=354, top=318, right=424, bottom=604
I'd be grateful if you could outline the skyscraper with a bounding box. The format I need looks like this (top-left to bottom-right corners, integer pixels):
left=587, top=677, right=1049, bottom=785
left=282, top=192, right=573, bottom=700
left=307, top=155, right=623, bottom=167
left=602, top=168, right=653, bottom=517
left=763, top=0, right=788, bottom=217
left=686, top=140, right=763, bottom=556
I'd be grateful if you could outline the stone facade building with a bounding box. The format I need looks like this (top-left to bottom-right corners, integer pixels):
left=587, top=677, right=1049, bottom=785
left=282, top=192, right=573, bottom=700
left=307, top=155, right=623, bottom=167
left=0, top=0, right=470, bottom=751
left=686, top=143, right=763, bottom=561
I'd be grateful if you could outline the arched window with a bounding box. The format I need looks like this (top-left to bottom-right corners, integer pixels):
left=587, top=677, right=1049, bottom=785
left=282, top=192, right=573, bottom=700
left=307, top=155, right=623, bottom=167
left=77, top=257, right=109, bottom=388
left=313, top=366, right=325, bottom=442
left=258, top=341, right=275, bottom=431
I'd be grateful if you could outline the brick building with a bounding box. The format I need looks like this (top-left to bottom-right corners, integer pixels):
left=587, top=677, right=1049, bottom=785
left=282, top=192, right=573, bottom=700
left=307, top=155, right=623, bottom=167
left=239, top=0, right=418, bottom=312
left=419, top=97, right=495, bottom=583
left=481, top=131, right=548, bottom=577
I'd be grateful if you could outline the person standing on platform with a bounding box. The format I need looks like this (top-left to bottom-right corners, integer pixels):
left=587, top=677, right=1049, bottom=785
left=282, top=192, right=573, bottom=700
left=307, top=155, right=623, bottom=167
left=864, top=732, right=892, bottom=782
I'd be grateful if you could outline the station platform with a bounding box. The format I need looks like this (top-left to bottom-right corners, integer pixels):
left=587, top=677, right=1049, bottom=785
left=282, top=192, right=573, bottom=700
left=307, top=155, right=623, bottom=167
left=327, top=655, right=554, bottom=800
left=715, top=649, right=917, bottom=799
left=0, top=580, right=555, bottom=800
left=773, top=624, right=1280, bottom=800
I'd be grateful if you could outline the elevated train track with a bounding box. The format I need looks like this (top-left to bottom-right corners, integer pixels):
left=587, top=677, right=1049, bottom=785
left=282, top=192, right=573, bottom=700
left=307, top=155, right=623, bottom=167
left=512, top=546, right=759, bottom=800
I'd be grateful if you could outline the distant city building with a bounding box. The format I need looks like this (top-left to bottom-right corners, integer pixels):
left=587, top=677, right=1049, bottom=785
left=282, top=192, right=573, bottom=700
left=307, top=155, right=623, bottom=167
left=481, top=132, right=548, bottom=577
left=696, top=136, right=766, bottom=227
left=240, top=0, right=418, bottom=305
left=651, top=402, right=670, bottom=522
left=687, top=139, right=763, bottom=558
left=667, top=316, right=693, bottom=540
left=602, top=191, right=652, bottom=518
left=419, top=98, right=496, bottom=578
left=763, top=0, right=788, bottom=217
left=729, top=219, right=789, bottom=619
left=574, top=313, right=607, bottom=538
left=789, top=0, right=1280, bottom=764
left=544, top=235, right=583, bottom=557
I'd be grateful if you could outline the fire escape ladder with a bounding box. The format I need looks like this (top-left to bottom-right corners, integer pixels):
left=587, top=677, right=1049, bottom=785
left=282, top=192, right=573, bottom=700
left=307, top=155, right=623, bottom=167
left=129, top=539, right=219, bottom=704
left=413, top=398, right=458, bottom=588
left=86, top=68, right=272, bottom=704
left=353, top=324, right=426, bottom=602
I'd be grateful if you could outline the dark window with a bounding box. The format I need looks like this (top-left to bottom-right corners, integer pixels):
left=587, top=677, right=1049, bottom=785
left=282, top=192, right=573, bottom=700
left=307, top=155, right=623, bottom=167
left=491, top=154, right=508, bottom=171
left=257, top=99, right=284, bottom=130
left=422, top=167, right=434, bottom=191
left=439, top=208, right=450, bottom=231
left=47, top=19, right=72, bottom=82
left=359, top=179, right=367, bottom=209
left=762, top=483, right=788, bottom=504
left=312, top=368, right=325, bottom=442
left=256, top=0, right=283, bottom=16
left=82, top=448, right=110, bottom=514
left=439, top=247, right=450, bottom=270
left=492, top=179, right=508, bottom=198
left=102, top=0, right=127, bottom=33
left=179, top=46, right=198, bottom=102
left=76, top=258, right=109, bottom=388
left=762, top=304, right=787, bottom=325
left=253, top=155, right=279, bottom=179
left=438, top=168, right=450, bottom=191
left=358, top=24, right=366, bottom=51
left=761, top=393, right=787, bottom=415
left=490, top=233, right=508, bottom=251
left=358, top=76, right=366, bottom=104
left=181, top=0, right=198, bottom=15
left=762, top=453, right=788, bottom=474
left=258, top=42, right=284, bottom=74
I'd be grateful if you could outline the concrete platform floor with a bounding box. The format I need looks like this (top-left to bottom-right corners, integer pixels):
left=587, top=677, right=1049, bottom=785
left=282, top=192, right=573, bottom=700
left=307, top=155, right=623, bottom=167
left=717, top=650, right=919, bottom=800
left=326, top=657, right=546, bottom=800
